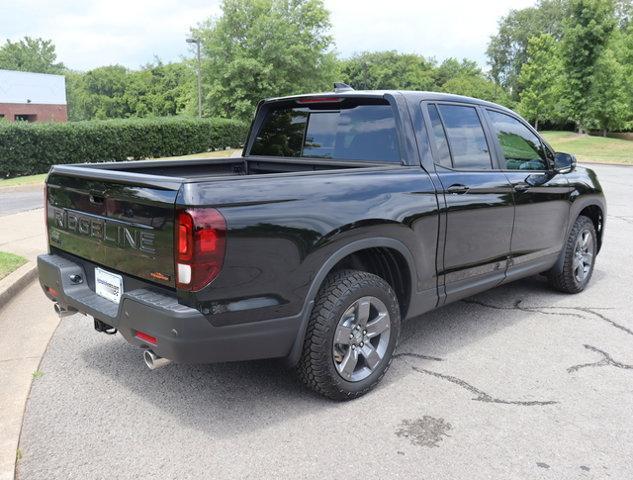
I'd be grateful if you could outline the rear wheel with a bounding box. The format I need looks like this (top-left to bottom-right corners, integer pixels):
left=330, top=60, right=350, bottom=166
left=298, top=269, right=400, bottom=400
left=548, top=215, right=597, bottom=293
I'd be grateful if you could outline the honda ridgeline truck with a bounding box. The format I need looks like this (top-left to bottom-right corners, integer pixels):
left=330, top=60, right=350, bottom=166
left=38, top=87, right=605, bottom=399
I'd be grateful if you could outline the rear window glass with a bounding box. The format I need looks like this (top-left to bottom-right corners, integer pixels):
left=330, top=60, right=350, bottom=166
left=250, top=100, right=400, bottom=163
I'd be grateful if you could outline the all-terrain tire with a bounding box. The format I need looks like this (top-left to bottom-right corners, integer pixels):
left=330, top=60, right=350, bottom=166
left=548, top=215, right=597, bottom=293
left=297, top=269, right=401, bottom=401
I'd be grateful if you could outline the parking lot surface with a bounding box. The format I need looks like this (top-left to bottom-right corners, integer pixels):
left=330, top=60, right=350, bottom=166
left=16, top=164, right=633, bottom=479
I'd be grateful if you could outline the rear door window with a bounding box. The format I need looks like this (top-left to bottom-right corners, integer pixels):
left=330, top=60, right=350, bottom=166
left=427, top=104, right=452, bottom=168
left=250, top=100, right=401, bottom=163
left=436, top=104, right=492, bottom=170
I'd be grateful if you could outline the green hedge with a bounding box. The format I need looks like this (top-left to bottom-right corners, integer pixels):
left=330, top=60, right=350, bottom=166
left=0, top=117, right=248, bottom=178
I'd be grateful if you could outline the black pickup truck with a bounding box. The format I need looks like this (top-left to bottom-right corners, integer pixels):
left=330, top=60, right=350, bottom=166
left=38, top=88, right=605, bottom=399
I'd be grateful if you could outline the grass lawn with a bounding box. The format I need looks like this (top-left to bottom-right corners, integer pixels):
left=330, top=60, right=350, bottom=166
left=0, top=251, right=27, bottom=280
left=0, top=174, right=48, bottom=188
left=541, top=131, right=633, bottom=165
left=0, top=149, right=241, bottom=188
left=156, top=148, right=240, bottom=160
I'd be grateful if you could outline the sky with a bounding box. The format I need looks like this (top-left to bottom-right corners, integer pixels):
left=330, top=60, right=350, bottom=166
left=0, top=0, right=536, bottom=71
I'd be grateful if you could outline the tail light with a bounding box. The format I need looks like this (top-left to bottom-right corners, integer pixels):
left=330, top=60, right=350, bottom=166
left=175, top=208, right=226, bottom=291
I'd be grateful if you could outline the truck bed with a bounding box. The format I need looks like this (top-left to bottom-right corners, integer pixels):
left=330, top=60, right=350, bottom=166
left=70, top=156, right=375, bottom=181
left=45, top=155, right=384, bottom=291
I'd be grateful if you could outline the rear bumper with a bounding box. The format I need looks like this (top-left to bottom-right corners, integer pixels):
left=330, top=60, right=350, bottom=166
left=37, top=254, right=301, bottom=363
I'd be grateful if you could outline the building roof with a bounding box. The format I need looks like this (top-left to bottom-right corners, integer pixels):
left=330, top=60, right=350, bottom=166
left=0, top=69, right=67, bottom=105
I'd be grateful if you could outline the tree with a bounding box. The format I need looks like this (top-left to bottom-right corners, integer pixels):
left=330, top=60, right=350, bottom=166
left=441, top=74, right=512, bottom=106
left=561, top=0, right=617, bottom=131
left=517, top=34, right=564, bottom=129
left=66, top=61, right=195, bottom=121
left=193, top=0, right=337, bottom=121
left=434, top=58, right=480, bottom=87
left=487, top=0, right=569, bottom=97
left=585, top=47, right=629, bottom=134
left=0, top=37, right=65, bottom=74
left=339, top=51, right=437, bottom=91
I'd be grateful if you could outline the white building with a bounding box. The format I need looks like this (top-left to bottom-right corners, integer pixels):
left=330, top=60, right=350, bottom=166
left=0, top=69, right=67, bottom=122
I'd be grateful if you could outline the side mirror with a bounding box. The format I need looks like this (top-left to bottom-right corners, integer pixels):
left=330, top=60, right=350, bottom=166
left=554, top=152, right=576, bottom=174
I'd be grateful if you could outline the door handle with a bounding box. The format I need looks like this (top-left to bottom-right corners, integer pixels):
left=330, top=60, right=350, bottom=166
left=446, top=184, right=469, bottom=195
left=513, top=183, right=530, bottom=192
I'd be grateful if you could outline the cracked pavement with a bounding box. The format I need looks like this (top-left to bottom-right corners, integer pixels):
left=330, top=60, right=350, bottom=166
left=15, top=164, right=633, bottom=480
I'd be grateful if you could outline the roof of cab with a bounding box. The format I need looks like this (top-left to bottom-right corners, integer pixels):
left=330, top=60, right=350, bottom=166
left=265, top=89, right=513, bottom=114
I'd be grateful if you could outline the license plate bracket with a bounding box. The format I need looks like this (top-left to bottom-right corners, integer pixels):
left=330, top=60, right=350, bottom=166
left=95, top=267, right=123, bottom=304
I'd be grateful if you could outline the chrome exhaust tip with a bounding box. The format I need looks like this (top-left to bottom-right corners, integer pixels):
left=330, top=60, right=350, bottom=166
left=143, top=350, right=172, bottom=370
left=54, top=303, right=77, bottom=318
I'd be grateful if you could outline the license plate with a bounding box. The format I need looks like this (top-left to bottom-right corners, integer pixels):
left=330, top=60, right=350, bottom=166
left=95, top=268, right=123, bottom=304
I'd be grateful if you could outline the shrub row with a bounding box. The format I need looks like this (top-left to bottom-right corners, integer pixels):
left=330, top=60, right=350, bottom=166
left=0, top=117, right=249, bottom=178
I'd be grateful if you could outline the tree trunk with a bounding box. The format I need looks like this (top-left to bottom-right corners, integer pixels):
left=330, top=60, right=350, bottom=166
left=603, top=129, right=607, bottom=137
left=535, top=119, right=539, bottom=131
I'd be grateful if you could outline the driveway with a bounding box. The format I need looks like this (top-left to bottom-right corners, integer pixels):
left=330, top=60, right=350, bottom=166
left=0, top=185, right=42, bottom=217
left=15, top=164, right=633, bottom=480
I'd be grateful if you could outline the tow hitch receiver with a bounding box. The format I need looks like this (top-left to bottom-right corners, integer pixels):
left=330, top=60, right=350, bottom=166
left=94, top=318, right=117, bottom=335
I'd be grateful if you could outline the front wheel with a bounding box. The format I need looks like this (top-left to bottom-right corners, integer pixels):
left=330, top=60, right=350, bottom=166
left=548, top=215, right=597, bottom=293
left=298, top=269, right=401, bottom=400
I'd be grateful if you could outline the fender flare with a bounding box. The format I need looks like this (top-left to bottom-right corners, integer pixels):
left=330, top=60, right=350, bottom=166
left=553, top=197, right=605, bottom=273
left=285, top=237, right=417, bottom=367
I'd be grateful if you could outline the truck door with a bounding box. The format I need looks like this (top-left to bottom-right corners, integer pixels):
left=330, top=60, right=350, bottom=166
left=484, top=109, right=571, bottom=280
left=424, top=102, right=514, bottom=303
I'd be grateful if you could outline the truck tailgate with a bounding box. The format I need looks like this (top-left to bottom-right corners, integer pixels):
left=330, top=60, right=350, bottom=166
left=46, top=170, right=180, bottom=288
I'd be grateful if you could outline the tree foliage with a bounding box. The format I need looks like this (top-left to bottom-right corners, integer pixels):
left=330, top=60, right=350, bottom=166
left=517, top=34, right=564, bottom=128
left=0, top=36, right=65, bottom=74
left=340, top=51, right=436, bottom=90
left=338, top=53, right=510, bottom=105
left=585, top=47, right=629, bottom=133
left=561, top=0, right=617, bottom=130
left=193, top=0, right=336, bottom=121
left=67, top=61, right=194, bottom=121
left=487, top=0, right=569, bottom=97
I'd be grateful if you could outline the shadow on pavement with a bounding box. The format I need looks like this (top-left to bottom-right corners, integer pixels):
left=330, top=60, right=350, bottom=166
left=75, top=275, right=570, bottom=438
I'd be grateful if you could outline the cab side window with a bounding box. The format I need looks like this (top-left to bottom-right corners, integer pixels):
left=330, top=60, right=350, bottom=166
left=488, top=110, right=548, bottom=170
left=427, top=104, right=452, bottom=168
left=437, top=104, right=492, bottom=170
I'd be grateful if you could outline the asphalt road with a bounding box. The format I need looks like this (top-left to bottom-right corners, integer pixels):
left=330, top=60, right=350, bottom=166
left=0, top=186, right=42, bottom=217
left=16, top=164, right=633, bottom=480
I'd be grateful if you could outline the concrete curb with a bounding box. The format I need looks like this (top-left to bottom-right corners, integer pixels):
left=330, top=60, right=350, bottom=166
left=0, top=262, right=38, bottom=309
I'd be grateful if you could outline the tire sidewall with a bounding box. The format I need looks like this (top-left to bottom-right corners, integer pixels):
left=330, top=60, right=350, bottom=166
left=322, top=280, right=401, bottom=396
left=570, top=218, right=598, bottom=291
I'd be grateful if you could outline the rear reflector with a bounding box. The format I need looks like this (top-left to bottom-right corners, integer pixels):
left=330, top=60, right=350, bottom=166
left=135, top=331, right=157, bottom=345
left=175, top=208, right=226, bottom=291
left=47, top=287, right=59, bottom=298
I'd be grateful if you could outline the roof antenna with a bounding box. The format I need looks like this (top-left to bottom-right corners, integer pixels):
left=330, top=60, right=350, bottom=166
left=334, top=82, right=354, bottom=93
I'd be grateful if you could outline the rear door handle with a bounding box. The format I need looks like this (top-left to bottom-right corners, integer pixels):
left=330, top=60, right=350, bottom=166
left=513, top=183, right=530, bottom=192
left=446, top=184, right=469, bottom=195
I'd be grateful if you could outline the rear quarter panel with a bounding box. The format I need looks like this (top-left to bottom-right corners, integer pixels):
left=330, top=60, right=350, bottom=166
left=178, top=166, right=440, bottom=325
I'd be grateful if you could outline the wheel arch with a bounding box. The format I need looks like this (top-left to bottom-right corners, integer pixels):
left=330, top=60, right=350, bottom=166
left=577, top=204, right=604, bottom=253
left=285, top=237, right=417, bottom=367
